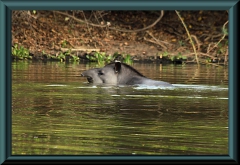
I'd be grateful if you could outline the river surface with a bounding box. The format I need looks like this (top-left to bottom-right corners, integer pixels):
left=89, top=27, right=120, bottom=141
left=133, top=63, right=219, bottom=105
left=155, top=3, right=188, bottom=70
left=12, top=61, right=228, bottom=155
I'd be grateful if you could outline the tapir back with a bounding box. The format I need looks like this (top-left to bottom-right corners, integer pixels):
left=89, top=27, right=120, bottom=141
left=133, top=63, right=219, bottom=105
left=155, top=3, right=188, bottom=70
left=117, top=63, right=173, bottom=87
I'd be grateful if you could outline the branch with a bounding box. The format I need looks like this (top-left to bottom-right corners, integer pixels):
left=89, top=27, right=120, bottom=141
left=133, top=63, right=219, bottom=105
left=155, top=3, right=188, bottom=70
left=144, top=37, right=167, bottom=50
left=207, top=20, right=228, bottom=53
left=54, top=10, right=164, bottom=33
left=145, top=31, right=167, bottom=49
left=175, top=10, right=199, bottom=66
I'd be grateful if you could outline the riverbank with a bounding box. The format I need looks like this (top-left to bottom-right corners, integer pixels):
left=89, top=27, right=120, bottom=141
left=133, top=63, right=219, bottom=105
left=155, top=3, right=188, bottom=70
left=12, top=10, right=228, bottom=65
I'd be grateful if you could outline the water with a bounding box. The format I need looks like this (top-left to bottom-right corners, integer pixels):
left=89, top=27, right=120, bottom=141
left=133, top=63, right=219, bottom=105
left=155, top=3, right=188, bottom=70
left=12, top=61, right=228, bottom=155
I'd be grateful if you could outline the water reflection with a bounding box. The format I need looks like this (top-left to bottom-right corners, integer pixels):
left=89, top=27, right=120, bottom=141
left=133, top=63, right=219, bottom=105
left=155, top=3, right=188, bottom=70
left=12, top=61, right=228, bottom=155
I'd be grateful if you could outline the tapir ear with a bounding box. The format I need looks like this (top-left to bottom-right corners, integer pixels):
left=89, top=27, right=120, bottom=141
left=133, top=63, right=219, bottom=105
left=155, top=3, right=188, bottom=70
left=114, top=61, right=121, bottom=73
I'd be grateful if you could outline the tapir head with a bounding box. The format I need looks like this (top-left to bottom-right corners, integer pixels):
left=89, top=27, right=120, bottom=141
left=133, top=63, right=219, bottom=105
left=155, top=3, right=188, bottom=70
left=80, top=68, right=103, bottom=84
left=80, top=61, right=164, bottom=86
left=80, top=61, right=121, bottom=84
left=97, top=61, right=121, bottom=84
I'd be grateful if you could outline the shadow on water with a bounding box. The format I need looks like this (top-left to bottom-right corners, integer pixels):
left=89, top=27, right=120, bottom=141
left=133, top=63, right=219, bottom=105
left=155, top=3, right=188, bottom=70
left=12, top=61, right=228, bottom=155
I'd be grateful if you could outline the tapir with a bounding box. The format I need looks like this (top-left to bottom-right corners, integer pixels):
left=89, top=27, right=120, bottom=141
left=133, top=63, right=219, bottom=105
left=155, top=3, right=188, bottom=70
left=81, top=61, right=173, bottom=87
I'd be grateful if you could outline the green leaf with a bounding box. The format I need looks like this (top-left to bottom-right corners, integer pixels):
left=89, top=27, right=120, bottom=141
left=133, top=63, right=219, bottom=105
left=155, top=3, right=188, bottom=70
left=163, top=51, right=168, bottom=57
left=72, top=55, right=79, bottom=61
left=182, top=56, right=187, bottom=60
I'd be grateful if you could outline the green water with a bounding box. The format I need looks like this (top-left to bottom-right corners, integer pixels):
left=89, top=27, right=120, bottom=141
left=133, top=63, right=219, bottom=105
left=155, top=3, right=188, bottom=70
left=12, top=61, right=228, bottom=155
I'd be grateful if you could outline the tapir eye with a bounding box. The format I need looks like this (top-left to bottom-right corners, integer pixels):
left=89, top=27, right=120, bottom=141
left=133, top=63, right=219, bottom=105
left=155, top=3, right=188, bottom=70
left=98, top=71, right=104, bottom=75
